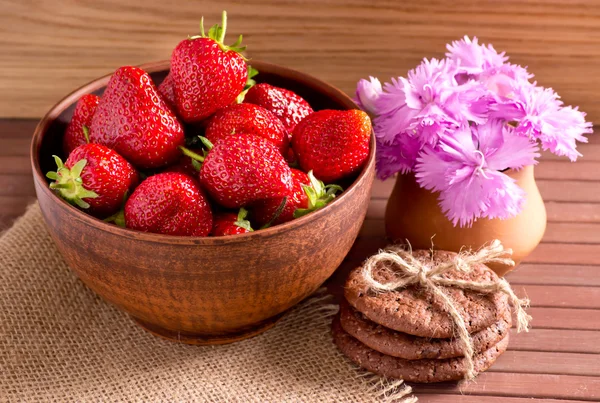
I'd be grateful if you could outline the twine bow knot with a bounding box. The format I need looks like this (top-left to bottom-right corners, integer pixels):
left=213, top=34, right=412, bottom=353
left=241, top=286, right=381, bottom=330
left=361, top=239, right=532, bottom=380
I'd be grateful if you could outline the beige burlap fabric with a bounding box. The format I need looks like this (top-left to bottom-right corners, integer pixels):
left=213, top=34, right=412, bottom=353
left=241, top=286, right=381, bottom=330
left=0, top=204, right=414, bottom=402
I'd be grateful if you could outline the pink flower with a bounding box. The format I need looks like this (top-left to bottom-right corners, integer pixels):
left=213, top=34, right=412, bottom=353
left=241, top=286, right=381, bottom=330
left=375, top=58, right=488, bottom=146
left=375, top=133, right=422, bottom=180
left=357, top=36, right=592, bottom=227
left=510, top=86, right=592, bottom=161
left=355, top=77, right=382, bottom=116
left=446, top=36, right=508, bottom=75
left=415, top=120, right=539, bottom=227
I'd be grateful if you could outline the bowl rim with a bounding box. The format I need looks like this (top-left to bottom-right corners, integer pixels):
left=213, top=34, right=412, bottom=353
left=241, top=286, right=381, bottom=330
left=30, top=60, right=376, bottom=245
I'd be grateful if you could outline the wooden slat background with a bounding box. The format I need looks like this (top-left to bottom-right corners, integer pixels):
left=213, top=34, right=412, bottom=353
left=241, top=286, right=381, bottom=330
left=1, top=0, right=600, bottom=121
left=1, top=0, right=600, bottom=401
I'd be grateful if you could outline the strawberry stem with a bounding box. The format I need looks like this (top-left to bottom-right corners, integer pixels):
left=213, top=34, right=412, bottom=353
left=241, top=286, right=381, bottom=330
left=260, top=196, right=288, bottom=229
left=46, top=156, right=98, bottom=209
left=236, top=65, right=260, bottom=103
left=104, top=209, right=126, bottom=228
left=178, top=146, right=205, bottom=163
left=198, top=136, right=214, bottom=151
left=191, top=10, right=247, bottom=57
left=293, top=171, right=342, bottom=218
left=219, top=10, right=227, bottom=43
left=82, top=125, right=90, bottom=143
left=234, top=207, right=254, bottom=232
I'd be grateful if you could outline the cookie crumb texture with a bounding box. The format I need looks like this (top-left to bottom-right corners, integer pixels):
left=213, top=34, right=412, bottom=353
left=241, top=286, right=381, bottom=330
left=332, top=316, right=509, bottom=383
left=344, top=250, right=509, bottom=338
left=339, top=300, right=512, bottom=360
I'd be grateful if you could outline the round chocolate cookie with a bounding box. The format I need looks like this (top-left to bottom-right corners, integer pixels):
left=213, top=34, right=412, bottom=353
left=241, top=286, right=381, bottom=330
left=344, top=250, right=509, bottom=338
left=339, top=299, right=512, bottom=360
left=332, top=316, right=509, bottom=383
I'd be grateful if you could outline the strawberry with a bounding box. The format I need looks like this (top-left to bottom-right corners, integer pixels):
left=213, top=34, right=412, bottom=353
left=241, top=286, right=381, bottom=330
left=244, top=83, right=313, bottom=134
left=157, top=73, right=177, bottom=110
left=124, top=172, right=213, bottom=236
left=212, top=208, right=253, bottom=236
left=184, top=134, right=293, bottom=209
left=251, top=169, right=341, bottom=227
left=63, top=94, right=100, bottom=155
left=89, top=66, right=185, bottom=169
left=292, top=109, right=371, bottom=183
left=46, top=143, right=139, bottom=217
left=205, top=103, right=289, bottom=155
left=170, top=11, right=247, bottom=123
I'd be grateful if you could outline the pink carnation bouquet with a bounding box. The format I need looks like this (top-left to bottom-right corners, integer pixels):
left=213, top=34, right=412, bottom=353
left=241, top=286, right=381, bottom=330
left=356, top=36, right=593, bottom=227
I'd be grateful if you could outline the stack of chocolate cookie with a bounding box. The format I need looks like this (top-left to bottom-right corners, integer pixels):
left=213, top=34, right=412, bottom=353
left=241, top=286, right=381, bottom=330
left=333, top=250, right=512, bottom=383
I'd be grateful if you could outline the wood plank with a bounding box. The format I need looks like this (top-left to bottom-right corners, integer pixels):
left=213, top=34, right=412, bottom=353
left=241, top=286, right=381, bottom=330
left=537, top=181, right=600, bottom=203
left=546, top=202, right=600, bottom=223
left=507, top=264, right=600, bottom=287
left=0, top=119, right=37, bottom=139
left=3, top=1, right=600, bottom=121
left=0, top=195, right=36, bottom=232
left=527, top=307, right=600, bottom=331
left=416, top=373, right=600, bottom=401
left=358, top=219, right=386, bottom=238
left=527, top=244, right=600, bottom=265
left=0, top=213, right=25, bottom=233
left=542, top=146, right=600, bottom=162
left=535, top=161, right=600, bottom=181
left=419, top=395, right=588, bottom=403
left=0, top=174, right=36, bottom=197
left=0, top=138, right=33, bottom=157
left=510, top=329, right=600, bottom=354
left=0, top=157, right=33, bottom=175
left=543, top=222, right=600, bottom=244
left=366, top=199, right=386, bottom=220
left=514, top=285, right=600, bottom=309
left=492, top=350, right=600, bottom=377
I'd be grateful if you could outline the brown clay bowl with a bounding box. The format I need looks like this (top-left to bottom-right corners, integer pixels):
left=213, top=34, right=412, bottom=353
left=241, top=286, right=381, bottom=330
left=31, top=60, right=376, bottom=345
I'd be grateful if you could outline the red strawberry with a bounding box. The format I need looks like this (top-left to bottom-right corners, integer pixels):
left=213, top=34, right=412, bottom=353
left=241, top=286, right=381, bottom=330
left=205, top=103, right=289, bottom=155
left=212, top=208, right=253, bottom=236
left=170, top=11, right=247, bottom=123
left=292, top=109, right=371, bottom=183
left=251, top=169, right=342, bottom=227
left=63, top=94, right=100, bottom=155
left=89, top=66, right=185, bottom=169
left=46, top=143, right=139, bottom=217
left=244, top=83, right=313, bottom=134
left=157, top=73, right=177, bottom=110
left=191, top=134, right=293, bottom=209
left=124, top=172, right=213, bottom=236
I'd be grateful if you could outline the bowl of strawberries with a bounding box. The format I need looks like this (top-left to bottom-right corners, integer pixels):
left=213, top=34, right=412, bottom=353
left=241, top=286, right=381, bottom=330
left=30, top=12, right=374, bottom=344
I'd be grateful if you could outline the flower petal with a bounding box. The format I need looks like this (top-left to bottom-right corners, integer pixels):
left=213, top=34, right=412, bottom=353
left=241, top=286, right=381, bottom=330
left=355, top=76, right=383, bottom=116
left=487, top=125, right=540, bottom=170
left=376, top=133, right=423, bottom=179
left=438, top=170, right=525, bottom=227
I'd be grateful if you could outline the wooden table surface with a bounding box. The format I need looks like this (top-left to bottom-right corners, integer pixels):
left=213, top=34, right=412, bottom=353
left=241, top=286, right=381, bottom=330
left=2, top=118, right=599, bottom=402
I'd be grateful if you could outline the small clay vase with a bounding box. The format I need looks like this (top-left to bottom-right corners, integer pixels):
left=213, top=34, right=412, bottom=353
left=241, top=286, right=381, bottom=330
left=385, top=165, right=546, bottom=276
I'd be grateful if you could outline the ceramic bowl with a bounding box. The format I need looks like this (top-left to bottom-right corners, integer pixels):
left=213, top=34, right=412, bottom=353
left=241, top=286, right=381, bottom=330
left=31, top=60, right=375, bottom=344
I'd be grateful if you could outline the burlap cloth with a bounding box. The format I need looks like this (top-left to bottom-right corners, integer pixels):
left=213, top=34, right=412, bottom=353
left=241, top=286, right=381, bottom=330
left=0, top=204, right=414, bottom=402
